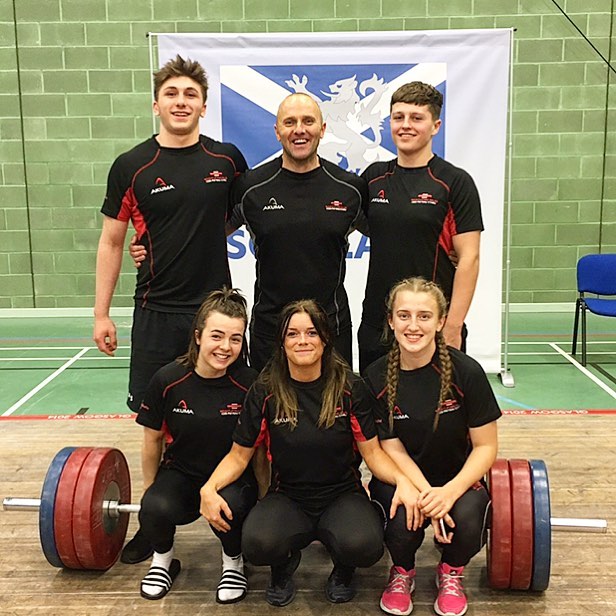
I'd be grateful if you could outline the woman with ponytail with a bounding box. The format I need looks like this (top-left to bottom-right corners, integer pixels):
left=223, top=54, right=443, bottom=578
left=363, top=277, right=500, bottom=616
left=135, top=288, right=258, bottom=603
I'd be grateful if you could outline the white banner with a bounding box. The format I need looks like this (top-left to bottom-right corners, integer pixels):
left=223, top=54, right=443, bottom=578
left=156, top=30, right=511, bottom=372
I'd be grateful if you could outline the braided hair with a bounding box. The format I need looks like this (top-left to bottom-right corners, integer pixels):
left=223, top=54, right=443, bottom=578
left=383, top=277, right=453, bottom=431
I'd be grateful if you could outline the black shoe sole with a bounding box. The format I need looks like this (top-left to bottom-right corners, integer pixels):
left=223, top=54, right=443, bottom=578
left=121, top=531, right=154, bottom=564
left=121, top=546, right=154, bottom=565
left=140, top=559, right=181, bottom=600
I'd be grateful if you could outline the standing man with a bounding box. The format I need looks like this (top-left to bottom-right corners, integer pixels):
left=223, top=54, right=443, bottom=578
left=228, top=93, right=368, bottom=371
left=93, top=55, right=247, bottom=563
left=358, top=82, right=483, bottom=372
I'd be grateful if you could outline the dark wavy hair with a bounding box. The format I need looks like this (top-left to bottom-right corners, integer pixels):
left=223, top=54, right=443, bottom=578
left=153, top=54, right=208, bottom=102
left=257, top=299, right=349, bottom=429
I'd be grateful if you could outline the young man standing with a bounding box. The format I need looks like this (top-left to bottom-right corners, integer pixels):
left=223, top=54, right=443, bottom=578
left=358, top=82, right=483, bottom=372
left=93, top=55, right=247, bottom=562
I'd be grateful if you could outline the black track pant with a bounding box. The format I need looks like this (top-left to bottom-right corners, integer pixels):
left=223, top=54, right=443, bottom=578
left=241, top=491, right=384, bottom=568
left=369, top=477, right=489, bottom=570
left=139, top=467, right=258, bottom=556
left=128, top=306, right=194, bottom=411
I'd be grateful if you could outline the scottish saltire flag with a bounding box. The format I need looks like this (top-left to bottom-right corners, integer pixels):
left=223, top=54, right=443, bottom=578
left=219, top=63, right=445, bottom=171
left=155, top=30, right=512, bottom=373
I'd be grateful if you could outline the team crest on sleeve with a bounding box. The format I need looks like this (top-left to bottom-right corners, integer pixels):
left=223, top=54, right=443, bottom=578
left=220, top=63, right=447, bottom=172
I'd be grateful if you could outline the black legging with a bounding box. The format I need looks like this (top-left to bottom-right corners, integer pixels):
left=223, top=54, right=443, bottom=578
left=369, top=477, right=490, bottom=570
left=241, top=490, right=384, bottom=568
left=139, top=466, right=258, bottom=556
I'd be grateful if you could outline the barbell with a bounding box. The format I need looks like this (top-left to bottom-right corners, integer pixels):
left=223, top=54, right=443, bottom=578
left=2, top=447, right=608, bottom=590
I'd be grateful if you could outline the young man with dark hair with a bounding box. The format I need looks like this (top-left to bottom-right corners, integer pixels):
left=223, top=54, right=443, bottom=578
left=94, top=54, right=247, bottom=563
left=358, top=81, right=483, bottom=373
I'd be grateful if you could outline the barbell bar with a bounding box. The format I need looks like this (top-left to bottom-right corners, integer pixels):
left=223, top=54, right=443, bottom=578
left=1, top=448, right=609, bottom=588
left=3, top=498, right=604, bottom=532
left=4, top=498, right=140, bottom=515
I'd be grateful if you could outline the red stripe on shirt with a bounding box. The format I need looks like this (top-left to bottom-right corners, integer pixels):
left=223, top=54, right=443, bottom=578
left=200, top=143, right=240, bottom=173
left=162, top=371, right=193, bottom=398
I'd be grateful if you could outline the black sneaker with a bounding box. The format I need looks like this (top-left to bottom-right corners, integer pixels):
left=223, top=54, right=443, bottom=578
left=325, top=563, right=356, bottom=604
left=265, top=551, right=301, bottom=607
left=120, top=529, right=154, bottom=564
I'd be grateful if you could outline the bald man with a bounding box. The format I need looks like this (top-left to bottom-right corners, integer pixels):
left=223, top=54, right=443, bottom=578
left=227, top=94, right=368, bottom=370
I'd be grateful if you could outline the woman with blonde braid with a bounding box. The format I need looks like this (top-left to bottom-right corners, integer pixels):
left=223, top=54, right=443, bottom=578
left=363, top=277, right=500, bottom=616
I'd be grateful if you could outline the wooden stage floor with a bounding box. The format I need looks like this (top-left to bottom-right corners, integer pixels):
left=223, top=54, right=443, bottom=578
left=0, top=414, right=614, bottom=615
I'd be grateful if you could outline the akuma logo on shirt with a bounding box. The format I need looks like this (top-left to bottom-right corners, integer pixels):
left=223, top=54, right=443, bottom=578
left=263, top=197, right=284, bottom=211
left=204, top=170, right=228, bottom=183
left=325, top=200, right=348, bottom=212
left=150, top=177, right=176, bottom=195
left=172, top=399, right=194, bottom=415
left=371, top=189, right=389, bottom=204
left=220, top=403, right=242, bottom=416
left=393, top=405, right=410, bottom=420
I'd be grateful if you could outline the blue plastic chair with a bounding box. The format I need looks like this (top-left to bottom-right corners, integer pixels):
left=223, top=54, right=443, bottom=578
left=572, top=253, right=616, bottom=366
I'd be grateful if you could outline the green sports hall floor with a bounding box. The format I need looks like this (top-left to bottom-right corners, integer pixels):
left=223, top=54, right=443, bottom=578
left=0, top=311, right=615, bottom=419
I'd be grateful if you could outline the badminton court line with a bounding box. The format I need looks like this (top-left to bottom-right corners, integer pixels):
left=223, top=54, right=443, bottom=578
left=2, top=347, right=90, bottom=417
left=549, top=343, right=616, bottom=400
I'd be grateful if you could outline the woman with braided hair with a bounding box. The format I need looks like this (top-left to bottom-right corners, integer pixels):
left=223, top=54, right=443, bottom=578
left=363, top=277, right=500, bottom=616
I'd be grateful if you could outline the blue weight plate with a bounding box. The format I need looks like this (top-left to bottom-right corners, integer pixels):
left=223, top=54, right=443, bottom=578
left=529, top=459, right=551, bottom=591
left=39, top=447, right=77, bottom=568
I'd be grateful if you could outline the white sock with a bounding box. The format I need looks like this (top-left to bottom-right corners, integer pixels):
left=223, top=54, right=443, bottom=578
left=217, top=551, right=247, bottom=603
left=222, top=551, right=243, bottom=572
left=141, top=548, right=174, bottom=597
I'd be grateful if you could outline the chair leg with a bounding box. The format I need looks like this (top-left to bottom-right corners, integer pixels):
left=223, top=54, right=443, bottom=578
left=572, top=298, right=581, bottom=355
left=581, top=303, right=587, bottom=366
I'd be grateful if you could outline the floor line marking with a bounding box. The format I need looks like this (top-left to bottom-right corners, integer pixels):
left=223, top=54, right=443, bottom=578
left=495, top=395, right=535, bottom=410
left=2, top=347, right=91, bottom=417
left=549, top=343, right=616, bottom=400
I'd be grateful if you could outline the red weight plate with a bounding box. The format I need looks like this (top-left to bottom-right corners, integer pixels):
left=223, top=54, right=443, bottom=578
left=509, top=459, right=534, bottom=590
left=54, top=448, right=95, bottom=569
left=72, top=448, right=131, bottom=570
left=486, top=458, right=512, bottom=589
